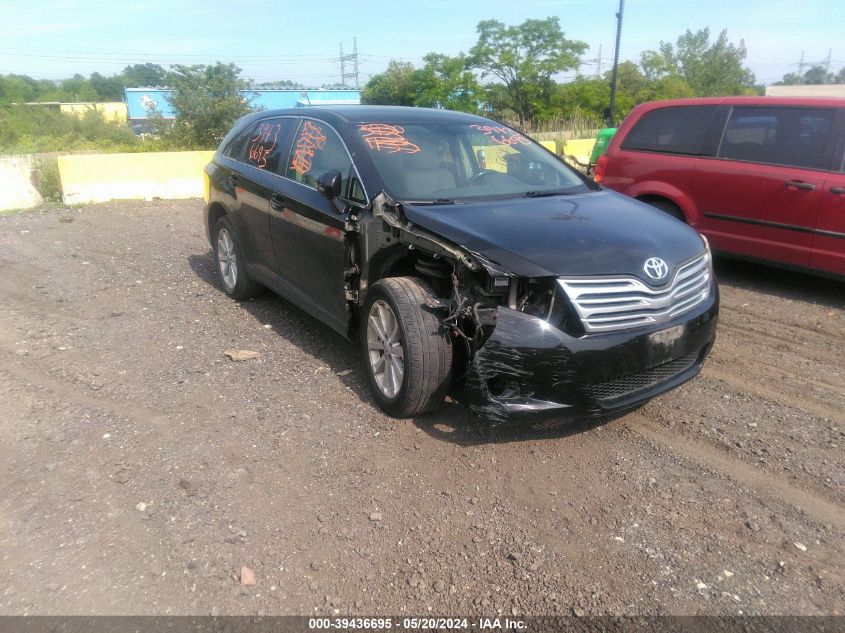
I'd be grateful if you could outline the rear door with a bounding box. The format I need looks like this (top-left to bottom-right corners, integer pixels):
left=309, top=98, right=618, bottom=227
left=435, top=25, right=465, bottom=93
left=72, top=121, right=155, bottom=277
left=692, top=106, right=837, bottom=268
left=269, top=117, right=367, bottom=335
left=232, top=117, right=297, bottom=281
left=811, top=110, right=845, bottom=276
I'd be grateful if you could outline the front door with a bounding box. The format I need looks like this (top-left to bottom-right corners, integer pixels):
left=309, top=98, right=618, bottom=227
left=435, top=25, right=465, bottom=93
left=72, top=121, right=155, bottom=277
left=269, top=118, right=357, bottom=336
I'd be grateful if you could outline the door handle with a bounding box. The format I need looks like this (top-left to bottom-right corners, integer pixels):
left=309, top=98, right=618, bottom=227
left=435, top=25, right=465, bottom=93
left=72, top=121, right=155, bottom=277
left=270, top=193, right=287, bottom=210
left=784, top=180, right=815, bottom=191
left=831, top=187, right=845, bottom=195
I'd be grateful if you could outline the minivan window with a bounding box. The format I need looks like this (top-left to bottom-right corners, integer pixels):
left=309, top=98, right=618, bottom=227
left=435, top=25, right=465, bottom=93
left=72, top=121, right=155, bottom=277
left=620, top=105, right=715, bottom=155
left=718, top=107, right=835, bottom=170
left=286, top=119, right=353, bottom=194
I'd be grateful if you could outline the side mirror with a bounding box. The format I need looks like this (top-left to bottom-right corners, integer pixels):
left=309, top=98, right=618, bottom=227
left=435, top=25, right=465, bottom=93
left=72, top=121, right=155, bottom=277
left=316, top=170, right=343, bottom=199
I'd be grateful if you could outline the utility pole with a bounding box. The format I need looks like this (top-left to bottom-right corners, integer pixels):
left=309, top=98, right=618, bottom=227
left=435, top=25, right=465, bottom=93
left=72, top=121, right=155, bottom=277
left=595, top=44, right=603, bottom=78
left=339, top=38, right=359, bottom=89
left=607, top=0, right=624, bottom=127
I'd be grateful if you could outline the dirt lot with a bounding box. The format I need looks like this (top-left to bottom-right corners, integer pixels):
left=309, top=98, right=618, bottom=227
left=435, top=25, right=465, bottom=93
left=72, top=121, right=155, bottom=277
left=0, top=200, right=842, bottom=616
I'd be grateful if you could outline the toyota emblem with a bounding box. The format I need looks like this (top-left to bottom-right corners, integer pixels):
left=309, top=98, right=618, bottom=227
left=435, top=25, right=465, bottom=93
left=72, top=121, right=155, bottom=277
left=643, top=257, right=669, bottom=281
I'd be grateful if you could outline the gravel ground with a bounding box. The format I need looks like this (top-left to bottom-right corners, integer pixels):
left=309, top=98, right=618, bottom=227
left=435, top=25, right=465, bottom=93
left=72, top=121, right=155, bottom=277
left=0, top=199, right=842, bottom=616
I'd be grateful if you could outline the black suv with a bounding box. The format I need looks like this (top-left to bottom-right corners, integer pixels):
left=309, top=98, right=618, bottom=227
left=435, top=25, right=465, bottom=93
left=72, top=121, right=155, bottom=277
left=204, top=106, right=718, bottom=421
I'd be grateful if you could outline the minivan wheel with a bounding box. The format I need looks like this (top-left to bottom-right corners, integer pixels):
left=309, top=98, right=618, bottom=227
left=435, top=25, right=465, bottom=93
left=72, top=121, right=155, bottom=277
left=645, top=198, right=686, bottom=223
left=213, top=216, right=264, bottom=299
left=361, top=277, right=452, bottom=418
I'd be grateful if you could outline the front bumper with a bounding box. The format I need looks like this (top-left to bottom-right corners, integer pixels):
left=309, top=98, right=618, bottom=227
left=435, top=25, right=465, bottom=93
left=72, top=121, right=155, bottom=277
left=463, top=287, right=718, bottom=422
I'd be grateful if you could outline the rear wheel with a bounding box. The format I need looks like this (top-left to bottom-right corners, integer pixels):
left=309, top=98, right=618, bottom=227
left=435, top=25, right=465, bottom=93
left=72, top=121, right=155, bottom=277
left=644, top=198, right=686, bottom=223
left=361, top=277, right=452, bottom=418
left=213, top=216, right=263, bottom=299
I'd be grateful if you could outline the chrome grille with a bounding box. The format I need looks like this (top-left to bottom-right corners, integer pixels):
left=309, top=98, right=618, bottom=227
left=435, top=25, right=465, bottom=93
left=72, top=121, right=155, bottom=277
left=558, top=252, right=711, bottom=333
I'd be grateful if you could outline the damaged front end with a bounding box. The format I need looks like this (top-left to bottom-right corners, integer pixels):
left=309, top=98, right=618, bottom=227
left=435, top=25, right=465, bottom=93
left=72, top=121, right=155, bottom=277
left=354, top=193, right=718, bottom=424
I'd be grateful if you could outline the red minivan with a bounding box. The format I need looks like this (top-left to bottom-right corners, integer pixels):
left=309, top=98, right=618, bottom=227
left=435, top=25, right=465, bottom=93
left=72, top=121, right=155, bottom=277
left=596, top=97, right=845, bottom=278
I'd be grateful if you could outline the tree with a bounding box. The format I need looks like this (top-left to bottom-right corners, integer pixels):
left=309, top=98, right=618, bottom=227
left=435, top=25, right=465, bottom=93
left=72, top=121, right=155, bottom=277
left=414, top=53, right=484, bottom=113
left=777, top=64, right=842, bottom=86
left=89, top=72, right=125, bottom=101
left=258, top=80, right=304, bottom=89
left=361, top=61, right=419, bottom=106
left=640, top=28, right=755, bottom=96
left=167, top=63, right=253, bottom=149
left=778, top=71, right=804, bottom=86
left=468, top=17, right=587, bottom=124
left=122, top=63, right=169, bottom=88
left=0, top=74, right=40, bottom=103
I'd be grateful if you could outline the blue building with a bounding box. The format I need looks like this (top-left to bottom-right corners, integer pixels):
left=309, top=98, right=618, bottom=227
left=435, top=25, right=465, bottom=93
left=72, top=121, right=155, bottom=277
left=125, top=87, right=361, bottom=129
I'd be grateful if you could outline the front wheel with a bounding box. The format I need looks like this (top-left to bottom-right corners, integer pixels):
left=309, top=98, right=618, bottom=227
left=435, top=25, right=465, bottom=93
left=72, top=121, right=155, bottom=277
left=361, top=277, right=452, bottom=418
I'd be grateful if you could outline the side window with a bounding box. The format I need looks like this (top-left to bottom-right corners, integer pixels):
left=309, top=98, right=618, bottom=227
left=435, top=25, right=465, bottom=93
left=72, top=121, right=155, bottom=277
left=349, top=178, right=366, bottom=204
left=621, top=105, right=715, bottom=155
left=286, top=119, right=353, bottom=194
left=718, top=107, right=835, bottom=169
left=223, top=127, right=251, bottom=161
left=244, top=118, right=290, bottom=172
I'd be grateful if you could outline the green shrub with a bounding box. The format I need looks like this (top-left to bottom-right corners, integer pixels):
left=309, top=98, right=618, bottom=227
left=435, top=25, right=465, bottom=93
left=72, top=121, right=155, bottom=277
left=32, top=155, right=62, bottom=202
left=0, top=105, right=143, bottom=154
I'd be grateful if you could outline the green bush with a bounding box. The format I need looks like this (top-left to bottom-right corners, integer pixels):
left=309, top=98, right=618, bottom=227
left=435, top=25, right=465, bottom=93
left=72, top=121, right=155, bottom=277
left=32, top=155, right=62, bottom=202
left=0, top=105, right=172, bottom=154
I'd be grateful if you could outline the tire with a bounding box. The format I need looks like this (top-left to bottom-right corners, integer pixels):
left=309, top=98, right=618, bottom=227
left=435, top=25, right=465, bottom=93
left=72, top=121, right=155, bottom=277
left=213, top=215, right=264, bottom=300
left=361, top=277, right=453, bottom=418
left=645, top=198, right=686, bottom=223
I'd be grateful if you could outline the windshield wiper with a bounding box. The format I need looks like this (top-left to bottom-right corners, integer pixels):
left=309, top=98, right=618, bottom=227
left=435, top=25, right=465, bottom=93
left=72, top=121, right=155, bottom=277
left=407, top=198, right=461, bottom=205
left=523, top=189, right=576, bottom=198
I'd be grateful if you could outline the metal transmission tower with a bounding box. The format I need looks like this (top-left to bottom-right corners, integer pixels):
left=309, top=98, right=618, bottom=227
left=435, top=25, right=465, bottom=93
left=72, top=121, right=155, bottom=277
left=607, top=0, right=624, bottom=126
left=339, top=38, right=359, bottom=89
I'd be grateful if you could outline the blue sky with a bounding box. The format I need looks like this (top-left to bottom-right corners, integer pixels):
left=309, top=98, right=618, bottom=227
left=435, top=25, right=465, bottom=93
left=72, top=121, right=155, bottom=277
left=0, top=0, right=843, bottom=87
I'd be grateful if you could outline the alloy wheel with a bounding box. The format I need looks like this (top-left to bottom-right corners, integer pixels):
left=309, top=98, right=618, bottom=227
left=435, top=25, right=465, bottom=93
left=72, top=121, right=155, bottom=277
left=366, top=299, right=405, bottom=398
left=217, top=227, right=237, bottom=290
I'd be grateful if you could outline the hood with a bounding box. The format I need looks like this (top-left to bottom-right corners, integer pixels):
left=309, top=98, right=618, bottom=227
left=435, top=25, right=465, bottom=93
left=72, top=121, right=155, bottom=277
left=401, top=189, right=707, bottom=280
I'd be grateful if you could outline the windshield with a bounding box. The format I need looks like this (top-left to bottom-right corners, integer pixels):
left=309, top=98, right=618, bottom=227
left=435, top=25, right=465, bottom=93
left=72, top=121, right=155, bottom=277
left=356, top=121, right=591, bottom=203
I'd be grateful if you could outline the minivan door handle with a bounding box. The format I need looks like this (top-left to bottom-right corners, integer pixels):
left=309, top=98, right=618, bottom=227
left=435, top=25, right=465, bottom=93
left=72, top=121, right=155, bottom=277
left=831, top=187, right=845, bottom=195
left=784, top=180, right=816, bottom=191
left=270, top=193, right=287, bottom=210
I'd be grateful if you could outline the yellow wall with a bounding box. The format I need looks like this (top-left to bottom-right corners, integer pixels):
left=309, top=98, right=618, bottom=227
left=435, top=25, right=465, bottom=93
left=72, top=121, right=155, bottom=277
left=60, top=102, right=128, bottom=122
left=561, top=139, right=596, bottom=165
left=58, top=151, right=214, bottom=204
left=539, top=140, right=557, bottom=154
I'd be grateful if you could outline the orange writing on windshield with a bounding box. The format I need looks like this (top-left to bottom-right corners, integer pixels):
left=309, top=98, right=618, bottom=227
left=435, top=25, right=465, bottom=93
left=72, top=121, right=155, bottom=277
left=469, top=124, right=531, bottom=146
left=290, top=120, right=327, bottom=176
left=358, top=123, right=420, bottom=154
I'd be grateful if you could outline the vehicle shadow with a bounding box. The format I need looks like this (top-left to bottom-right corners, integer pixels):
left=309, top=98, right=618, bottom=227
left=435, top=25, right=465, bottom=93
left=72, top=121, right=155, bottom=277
left=714, top=257, right=845, bottom=309
left=187, top=250, right=625, bottom=446
left=410, top=407, right=630, bottom=447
